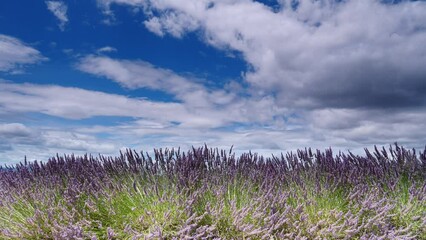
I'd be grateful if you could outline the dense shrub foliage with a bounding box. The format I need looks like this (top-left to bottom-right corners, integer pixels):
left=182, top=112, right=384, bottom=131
left=0, top=144, right=425, bottom=239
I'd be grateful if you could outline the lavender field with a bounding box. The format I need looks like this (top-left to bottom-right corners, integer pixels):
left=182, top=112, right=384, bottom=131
left=0, top=144, right=425, bottom=239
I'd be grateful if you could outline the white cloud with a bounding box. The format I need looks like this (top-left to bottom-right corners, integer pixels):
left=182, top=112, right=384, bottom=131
left=0, top=80, right=276, bottom=130
left=97, top=0, right=146, bottom=23
left=77, top=55, right=193, bottom=91
left=75, top=53, right=426, bottom=158
left=96, top=46, right=118, bottom=54
left=0, top=123, right=43, bottom=159
left=42, top=131, right=116, bottom=152
left=100, top=0, right=426, bottom=110
left=1, top=81, right=424, bottom=164
left=37, top=110, right=426, bottom=164
left=0, top=81, right=185, bottom=121
left=144, top=17, right=165, bottom=36
left=77, top=56, right=221, bottom=106
left=3, top=103, right=424, bottom=164
left=0, top=35, right=46, bottom=73
left=0, top=123, right=32, bottom=137
left=76, top=52, right=426, bottom=155
left=76, top=55, right=289, bottom=126
left=4, top=0, right=426, bottom=162
left=87, top=0, right=426, bottom=153
left=143, top=12, right=199, bottom=38
left=0, top=123, right=118, bottom=163
left=0, top=80, right=287, bottom=163
left=46, top=1, right=69, bottom=31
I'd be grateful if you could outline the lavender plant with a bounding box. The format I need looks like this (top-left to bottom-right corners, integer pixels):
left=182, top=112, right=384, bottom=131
left=0, top=144, right=425, bottom=239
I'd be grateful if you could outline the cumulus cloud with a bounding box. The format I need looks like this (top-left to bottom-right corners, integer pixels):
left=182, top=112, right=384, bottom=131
left=4, top=0, right=426, bottom=162
left=46, top=1, right=69, bottom=31
left=76, top=54, right=426, bottom=156
left=76, top=49, right=425, bottom=153
left=1, top=81, right=424, bottom=164
left=0, top=35, right=46, bottom=73
left=98, top=0, right=426, bottom=110
left=88, top=0, right=426, bottom=154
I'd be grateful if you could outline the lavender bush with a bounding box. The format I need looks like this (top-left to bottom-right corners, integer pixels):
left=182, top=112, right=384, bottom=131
left=0, top=144, right=425, bottom=239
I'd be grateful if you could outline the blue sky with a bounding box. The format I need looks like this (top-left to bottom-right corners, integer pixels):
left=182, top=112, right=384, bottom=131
left=0, top=0, right=425, bottom=164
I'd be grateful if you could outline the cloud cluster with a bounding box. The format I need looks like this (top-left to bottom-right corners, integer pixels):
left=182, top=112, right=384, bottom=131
left=0, top=35, right=46, bottom=73
left=0, top=79, right=286, bottom=162
left=2, top=1, right=426, bottom=163
left=77, top=55, right=287, bottom=126
left=1, top=78, right=424, bottom=163
left=76, top=54, right=426, bottom=154
left=82, top=0, right=426, bottom=157
left=46, top=1, right=69, bottom=31
left=99, top=0, right=426, bottom=110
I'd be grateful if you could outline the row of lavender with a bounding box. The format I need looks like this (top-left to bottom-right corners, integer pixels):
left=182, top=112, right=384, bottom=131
left=0, top=144, right=425, bottom=239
